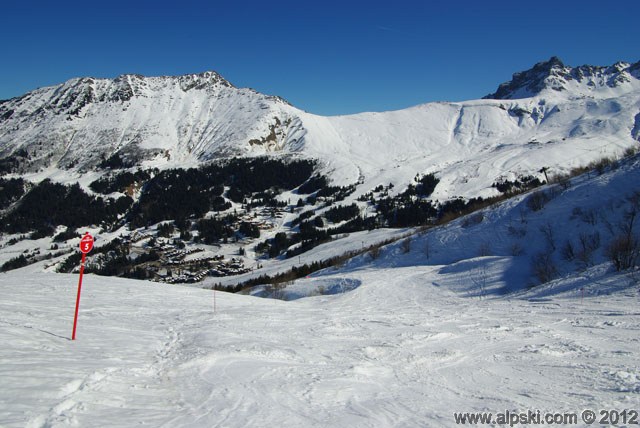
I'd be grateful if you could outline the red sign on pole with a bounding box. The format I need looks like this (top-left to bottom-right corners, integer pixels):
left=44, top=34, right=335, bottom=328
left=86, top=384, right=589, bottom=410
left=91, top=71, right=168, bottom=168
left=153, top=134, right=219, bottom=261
left=72, top=232, right=93, bottom=340
left=79, top=233, right=94, bottom=254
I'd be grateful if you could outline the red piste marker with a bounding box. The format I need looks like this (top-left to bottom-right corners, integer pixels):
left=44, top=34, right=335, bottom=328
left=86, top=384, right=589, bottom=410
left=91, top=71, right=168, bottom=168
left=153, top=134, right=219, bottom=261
left=72, top=232, right=94, bottom=340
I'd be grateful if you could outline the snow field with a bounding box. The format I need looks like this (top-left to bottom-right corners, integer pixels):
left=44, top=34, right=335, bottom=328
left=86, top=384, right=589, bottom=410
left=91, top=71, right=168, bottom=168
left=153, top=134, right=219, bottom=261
left=0, top=264, right=638, bottom=427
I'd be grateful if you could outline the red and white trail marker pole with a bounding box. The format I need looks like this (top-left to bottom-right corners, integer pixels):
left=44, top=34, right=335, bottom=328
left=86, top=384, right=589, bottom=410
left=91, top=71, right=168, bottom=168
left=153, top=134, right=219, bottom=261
left=72, top=232, right=94, bottom=340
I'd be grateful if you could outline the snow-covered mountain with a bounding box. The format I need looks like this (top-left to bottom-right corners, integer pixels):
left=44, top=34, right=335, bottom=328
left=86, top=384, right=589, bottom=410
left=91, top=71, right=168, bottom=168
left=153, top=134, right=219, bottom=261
left=1, top=58, right=639, bottom=200
left=298, top=57, right=640, bottom=199
left=0, top=71, right=302, bottom=171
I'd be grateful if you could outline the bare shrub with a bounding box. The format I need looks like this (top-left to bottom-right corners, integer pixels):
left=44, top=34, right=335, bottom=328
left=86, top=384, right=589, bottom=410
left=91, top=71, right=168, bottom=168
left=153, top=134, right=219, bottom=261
left=331, top=258, right=346, bottom=270
left=569, top=165, right=590, bottom=177
left=269, top=281, right=291, bottom=300
left=561, top=240, right=575, bottom=261
left=369, top=245, right=381, bottom=260
left=531, top=252, right=559, bottom=284
left=589, top=156, right=616, bottom=175
left=539, top=222, right=556, bottom=251
left=507, top=224, right=526, bottom=238
left=519, top=207, right=528, bottom=224
left=400, top=237, right=412, bottom=254
left=576, top=232, right=600, bottom=268
left=527, top=190, right=550, bottom=212
left=579, top=209, right=597, bottom=225
left=601, top=214, right=616, bottom=237
left=553, top=173, right=572, bottom=190
left=623, top=146, right=638, bottom=158
left=470, top=266, right=488, bottom=298
left=478, top=242, right=492, bottom=257
left=606, top=235, right=639, bottom=271
left=620, top=193, right=640, bottom=237
left=311, top=285, right=326, bottom=296
left=509, top=243, right=524, bottom=256
left=606, top=194, right=640, bottom=271
left=570, top=206, right=583, bottom=220
left=548, top=184, right=563, bottom=199
left=462, top=212, right=484, bottom=228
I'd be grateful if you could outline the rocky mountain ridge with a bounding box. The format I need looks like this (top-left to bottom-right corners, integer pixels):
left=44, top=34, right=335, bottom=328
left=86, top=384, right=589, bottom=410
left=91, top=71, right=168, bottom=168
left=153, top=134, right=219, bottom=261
left=484, top=56, right=640, bottom=99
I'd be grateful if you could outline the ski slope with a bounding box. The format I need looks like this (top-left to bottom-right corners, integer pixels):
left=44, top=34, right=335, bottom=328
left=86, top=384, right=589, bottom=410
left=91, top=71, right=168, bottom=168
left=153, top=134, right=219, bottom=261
left=0, top=265, right=638, bottom=427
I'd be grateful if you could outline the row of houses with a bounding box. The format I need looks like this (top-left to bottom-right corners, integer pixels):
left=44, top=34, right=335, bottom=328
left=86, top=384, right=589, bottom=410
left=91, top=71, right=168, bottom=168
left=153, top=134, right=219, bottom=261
left=154, top=259, right=250, bottom=284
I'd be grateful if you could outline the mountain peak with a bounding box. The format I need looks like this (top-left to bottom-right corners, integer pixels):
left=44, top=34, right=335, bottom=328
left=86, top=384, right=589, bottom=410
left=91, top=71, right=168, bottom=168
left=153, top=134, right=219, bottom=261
left=177, top=71, right=234, bottom=91
left=106, top=71, right=235, bottom=93
left=484, top=56, right=568, bottom=100
left=484, top=57, right=640, bottom=100
left=543, top=56, right=565, bottom=68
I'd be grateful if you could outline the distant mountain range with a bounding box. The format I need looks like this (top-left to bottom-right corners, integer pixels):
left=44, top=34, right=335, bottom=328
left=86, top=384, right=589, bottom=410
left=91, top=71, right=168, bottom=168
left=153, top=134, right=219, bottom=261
left=1, top=57, right=639, bottom=200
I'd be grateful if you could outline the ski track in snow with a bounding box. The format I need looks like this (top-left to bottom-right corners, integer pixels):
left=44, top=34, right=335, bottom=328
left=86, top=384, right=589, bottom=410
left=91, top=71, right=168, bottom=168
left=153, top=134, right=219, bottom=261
left=0, top=267, right=638, bottom=427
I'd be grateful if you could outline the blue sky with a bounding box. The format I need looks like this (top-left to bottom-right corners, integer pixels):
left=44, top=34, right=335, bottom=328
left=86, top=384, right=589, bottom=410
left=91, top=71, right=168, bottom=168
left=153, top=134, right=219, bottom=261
left=2, top=0, right=638, bottom=115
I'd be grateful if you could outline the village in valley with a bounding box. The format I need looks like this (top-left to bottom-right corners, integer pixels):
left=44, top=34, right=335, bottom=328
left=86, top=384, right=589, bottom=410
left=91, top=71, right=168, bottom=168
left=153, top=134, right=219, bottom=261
left=114, top=205, right=284, bottom=284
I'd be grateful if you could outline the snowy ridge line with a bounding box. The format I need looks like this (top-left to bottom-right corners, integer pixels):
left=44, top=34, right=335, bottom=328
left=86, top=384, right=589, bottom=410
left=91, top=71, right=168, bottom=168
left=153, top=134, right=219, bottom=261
left=1, top=57, right=639, bottom=205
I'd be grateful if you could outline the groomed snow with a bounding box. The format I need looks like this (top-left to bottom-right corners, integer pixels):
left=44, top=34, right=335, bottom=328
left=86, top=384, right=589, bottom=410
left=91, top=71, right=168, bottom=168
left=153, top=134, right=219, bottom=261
left=1, top=263, right=639, bottom=427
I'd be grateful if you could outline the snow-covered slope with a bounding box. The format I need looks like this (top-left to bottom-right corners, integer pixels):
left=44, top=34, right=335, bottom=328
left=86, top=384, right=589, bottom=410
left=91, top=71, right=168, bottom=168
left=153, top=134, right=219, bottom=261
left=297, top=58, right=640, bottom=198
left=1, top=250, right=638, bottom=426
left=224, top=149, right=640, bottom=301
left=0, top=72, right=304, bottom=171
left=1, top=58, right=639, bottom=201
left=2, top=137, right=640, bottom=427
